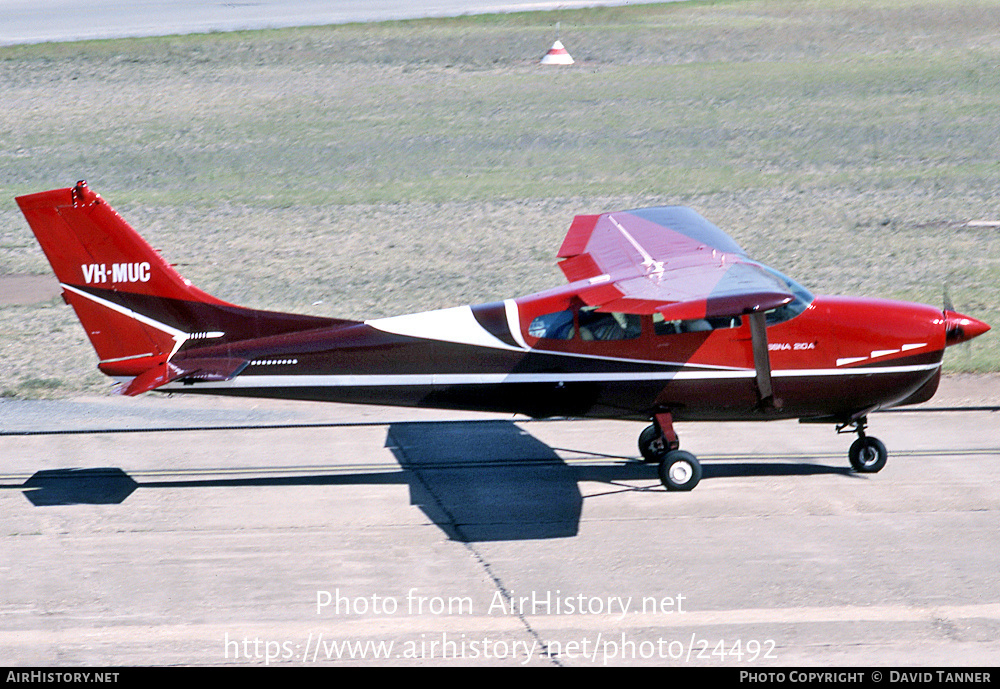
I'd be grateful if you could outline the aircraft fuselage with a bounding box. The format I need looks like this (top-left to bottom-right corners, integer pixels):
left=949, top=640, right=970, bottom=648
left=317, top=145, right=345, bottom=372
left=149, top=290, right=953, bottom=425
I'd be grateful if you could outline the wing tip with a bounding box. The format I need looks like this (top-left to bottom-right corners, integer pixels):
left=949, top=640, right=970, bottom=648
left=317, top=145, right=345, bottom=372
left=557, top=213, right=601, bottom=258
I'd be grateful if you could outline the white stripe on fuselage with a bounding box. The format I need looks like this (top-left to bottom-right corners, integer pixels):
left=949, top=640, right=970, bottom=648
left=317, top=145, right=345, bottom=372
left=505, top=299, right=530, bottom=349
left=366, top=305, right=524, bottom=352
left=161, top=362, right=941, bottom=391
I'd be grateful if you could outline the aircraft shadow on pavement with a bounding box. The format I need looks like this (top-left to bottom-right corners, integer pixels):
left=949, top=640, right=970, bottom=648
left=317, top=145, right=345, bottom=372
left=386, top=420, right=583, bottom=541
left=5, top=421, right=585, bottom=541
left=18, top=468, right=140, bottom=506
left=385, top=422, right=855, bottom=540
left=5, top=421, right=855, bottom=540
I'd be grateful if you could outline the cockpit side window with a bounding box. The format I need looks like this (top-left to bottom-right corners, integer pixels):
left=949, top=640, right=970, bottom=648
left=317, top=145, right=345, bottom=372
left=649, top=265, right=814, bottom=333
left=653, top=312, right=742, bottom=335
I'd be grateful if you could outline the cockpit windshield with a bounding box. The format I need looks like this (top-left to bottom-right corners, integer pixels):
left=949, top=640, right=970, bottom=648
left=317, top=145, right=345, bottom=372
left=757, top=264, right=814, bottom=325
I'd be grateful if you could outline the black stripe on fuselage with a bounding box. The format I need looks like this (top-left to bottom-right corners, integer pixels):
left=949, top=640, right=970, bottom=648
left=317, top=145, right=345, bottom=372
left=70, top=285, right=350, bottom=346
left=470, top=301, right=520, bottom=348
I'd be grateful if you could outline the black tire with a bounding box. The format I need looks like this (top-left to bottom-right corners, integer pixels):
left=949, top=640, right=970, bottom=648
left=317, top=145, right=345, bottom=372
left=638, top=424, right=663, bottom=463
left=849, top=436, right=887, bottom=473
left=658, top=450, right=702, bottom=491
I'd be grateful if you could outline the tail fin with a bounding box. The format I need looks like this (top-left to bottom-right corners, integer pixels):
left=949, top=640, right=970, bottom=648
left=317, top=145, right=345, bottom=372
left=16, top=181, right=336, bottom=395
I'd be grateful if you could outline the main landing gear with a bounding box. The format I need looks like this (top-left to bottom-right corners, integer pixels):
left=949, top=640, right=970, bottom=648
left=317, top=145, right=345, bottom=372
left=639, top=411, right=702, bottom=491
left=838, top=417, right=888, bottom=473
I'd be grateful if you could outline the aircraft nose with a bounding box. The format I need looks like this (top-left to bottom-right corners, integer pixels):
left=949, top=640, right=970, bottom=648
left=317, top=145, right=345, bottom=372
left=944, top=310, right=991, bottom=346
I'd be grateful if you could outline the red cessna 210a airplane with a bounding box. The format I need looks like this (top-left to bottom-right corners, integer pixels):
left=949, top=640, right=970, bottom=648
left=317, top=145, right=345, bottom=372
left=17, top=182, right=990, bottom=491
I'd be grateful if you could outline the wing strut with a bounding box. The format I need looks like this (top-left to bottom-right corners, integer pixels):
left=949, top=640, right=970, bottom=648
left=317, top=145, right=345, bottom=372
left=748, top=312, right=779, bottom=408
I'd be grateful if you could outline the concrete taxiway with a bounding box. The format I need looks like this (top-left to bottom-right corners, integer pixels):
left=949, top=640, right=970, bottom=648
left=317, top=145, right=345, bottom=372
left=1, top=381, right=998, bottom=666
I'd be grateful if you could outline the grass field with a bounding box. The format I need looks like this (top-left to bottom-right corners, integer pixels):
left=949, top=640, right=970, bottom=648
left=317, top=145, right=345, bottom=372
left=1, top=0, right=998, bottom=397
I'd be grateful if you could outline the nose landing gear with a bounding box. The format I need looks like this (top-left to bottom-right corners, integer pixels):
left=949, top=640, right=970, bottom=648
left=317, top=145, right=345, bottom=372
left=838, top=417, right=888, bottom=473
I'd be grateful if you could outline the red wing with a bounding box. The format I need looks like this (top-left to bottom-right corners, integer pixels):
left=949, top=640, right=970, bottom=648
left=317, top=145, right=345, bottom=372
left=557, top=208, right=793, bottom=318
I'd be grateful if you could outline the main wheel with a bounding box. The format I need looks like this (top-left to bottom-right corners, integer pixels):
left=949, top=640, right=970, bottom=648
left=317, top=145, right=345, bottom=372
left=638, top=424, right=664, bottom=463
left=849, top=436, right=887, bottom=473
left=658, top=450, right=702, bottom=491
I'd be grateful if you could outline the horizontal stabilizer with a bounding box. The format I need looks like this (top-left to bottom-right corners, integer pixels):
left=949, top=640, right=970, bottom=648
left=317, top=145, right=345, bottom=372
left=170, top=356, right=249, bottom=382
left=120, top=357, right=248, bottom=396
left=119, top=361, right=177, bottom=397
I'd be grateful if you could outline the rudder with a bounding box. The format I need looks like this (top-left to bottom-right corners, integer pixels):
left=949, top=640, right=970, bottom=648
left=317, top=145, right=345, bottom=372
left=16, top=181, right=229, bottom=306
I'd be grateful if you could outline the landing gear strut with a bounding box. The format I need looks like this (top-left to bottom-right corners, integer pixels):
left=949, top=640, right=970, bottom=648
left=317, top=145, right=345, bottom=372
left=639, top=410, right=702, bottom=491
left=638, top=423, right=674, bottom=463
left=838, top=416, right=888, bottom=473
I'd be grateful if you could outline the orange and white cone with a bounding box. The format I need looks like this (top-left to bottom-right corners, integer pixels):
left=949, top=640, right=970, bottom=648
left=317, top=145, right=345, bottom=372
left=540, top=40, right=574, bottom=65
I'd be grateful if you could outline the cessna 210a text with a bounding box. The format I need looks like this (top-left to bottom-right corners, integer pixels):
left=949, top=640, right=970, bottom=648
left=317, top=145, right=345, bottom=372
left=16, top=182, right=990, bottom=491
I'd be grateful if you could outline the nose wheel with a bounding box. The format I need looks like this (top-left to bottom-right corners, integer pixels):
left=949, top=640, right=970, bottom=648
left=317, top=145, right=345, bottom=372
left=839, top=417, right=888, bottom=473
left=849, top=436, right=887, bottom=472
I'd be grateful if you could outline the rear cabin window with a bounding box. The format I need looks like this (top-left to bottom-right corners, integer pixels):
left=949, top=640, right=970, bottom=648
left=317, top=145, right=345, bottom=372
left=578, top=307, right=641, bottom=341
left=528, top=309, right=576, bottom=340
